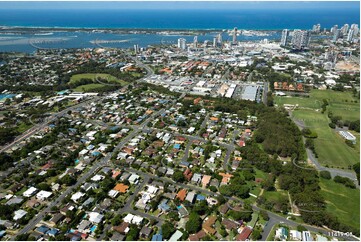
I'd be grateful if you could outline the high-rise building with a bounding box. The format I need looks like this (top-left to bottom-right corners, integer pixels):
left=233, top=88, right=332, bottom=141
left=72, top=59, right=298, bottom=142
left=333, top=29, right=340, bottom=42
left=193, top=36, right=198, bottom=48
left=330, top=25, right=338, bottom=35
left=347, top=29, right=355, bottom=42
left=312, top=24, right=321, bottom=33
left=133, top=44, right=139, bottom=54
left=232, top=27, right=238, bottom=44
left=341, top=24, right=349, bottom=35
left=291, top=30, right=310, bottom=50
left=217, top=33, right=222, bottom=45
left=351, top=24, right=359, bottom=35
left=280, top=29, right=289, bottom=46
left=177, top=38, right=186, bottom=50
left=213, top=37, right=217, bottom=47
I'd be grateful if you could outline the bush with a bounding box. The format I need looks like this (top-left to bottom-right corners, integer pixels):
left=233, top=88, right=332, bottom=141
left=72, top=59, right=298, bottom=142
left=319, top=171, right=331, bottom=180
left=334, top=176, right=356, bottom=189
left=329, top=123, right=336, bottom=129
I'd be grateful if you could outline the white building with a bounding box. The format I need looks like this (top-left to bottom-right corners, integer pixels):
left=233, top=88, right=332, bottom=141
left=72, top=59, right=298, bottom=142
left=281, top=29, right=289, bottom=46
left=71, top=192, right=85, bottom=203
left=339, top=131, right=357, bottom=144
left=302, top=231, right=313, bottom=241
left=88, top=212, right=104, bottom=224
left=291, top=30, right=310, bottom=50
left=13, top=210, right=27, bottom=221
left=36, top=190, right=52, bottom=201
left=23, top=187, right=38, bottom=197
left=177, top=38, right=186, bottom=50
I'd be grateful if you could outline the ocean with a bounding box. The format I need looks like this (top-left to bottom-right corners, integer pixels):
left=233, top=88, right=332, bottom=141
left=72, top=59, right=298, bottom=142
left=0, top=8, right=359, bottom=30
left=0, top=7, right=358, bottom=53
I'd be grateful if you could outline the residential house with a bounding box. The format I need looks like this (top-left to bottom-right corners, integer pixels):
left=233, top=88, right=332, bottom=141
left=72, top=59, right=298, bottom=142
left=236, top=226, right=252, bottom=241
left=176, top=189, right=187, bottom=201
left=202, top=216, right=217, bottom=235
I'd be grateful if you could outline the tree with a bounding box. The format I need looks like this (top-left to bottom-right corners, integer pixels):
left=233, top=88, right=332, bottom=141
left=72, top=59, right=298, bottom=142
left=125, top=225, right=140, bottom=241
left=111, top=214, right=122, bottom=226
left=61, top=175, right=76, bottom=186
left=161, top=223, right=176, bottom=239
left=185, top=212, right=202, bottom=234
left=172, top=170, right=185, bottom=183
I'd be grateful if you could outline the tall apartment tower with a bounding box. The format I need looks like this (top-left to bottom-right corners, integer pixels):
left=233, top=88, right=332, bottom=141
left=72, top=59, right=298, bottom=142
left=177, top=38, right=186, bottom=50
left=333, top=29, right=340, bottom=42
left=347, top=29, right=354, bottom=42
left=341, top=24, right=349, bottom=35
left=291, top=30, right=310, bottom=50
left=280, top=29, right=289, bottom=46
left=193, top=36, right=198, bottom=48
left=217, top=33, right=222, bottom=45
left=312, top=24, right=321, bottom=33
left=232, top=27, right=238, bottom=44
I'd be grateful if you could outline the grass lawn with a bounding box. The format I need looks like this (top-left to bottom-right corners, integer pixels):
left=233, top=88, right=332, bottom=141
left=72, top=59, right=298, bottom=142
left=17, top=122, right=32, bottom=133
left=73, top=83, right=105, bottom=92
left=70, top=73, right=127, bottom=85
left=293, top=109, right=359, bottom=168
left=262, top=190, right=288, bottom=203
left=319, top=178, right=360, bottom=230
left=275, top=89, right=359, bottom=122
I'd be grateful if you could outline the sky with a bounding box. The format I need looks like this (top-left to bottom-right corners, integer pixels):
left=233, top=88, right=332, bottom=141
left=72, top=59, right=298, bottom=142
left=0, top=1, right=359, bottom=10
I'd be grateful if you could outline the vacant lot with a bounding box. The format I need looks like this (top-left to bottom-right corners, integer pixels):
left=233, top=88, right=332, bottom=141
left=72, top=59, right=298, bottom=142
left=319, top=178, right=360, bottom=231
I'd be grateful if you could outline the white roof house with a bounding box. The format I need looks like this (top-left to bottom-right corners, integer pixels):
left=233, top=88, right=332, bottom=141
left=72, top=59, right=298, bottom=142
left=88, top=212, right=104, bottom=224
left=91, top=175, right=105, bottom=182
left=123, top=214, right=134, bottom=223
left=23, top=187, right=38, bottom=197
left=290, top=230, right=302, bottom=241
left=108, top=190, right=119, bottom=198
left=131, top=215, right=143, bottom=225
left=128, top=174, right=140, bottom=184
left=13, top=209, right=27, bottom=220
left=146, top=185, right=158, bottom=194
left=71, top=192, right=85, bottom=203
left=36, top=191, right=52, bottom=201
left=169, top=230, right=183, bottom=241
left=123, top=214, right=143, bottom=225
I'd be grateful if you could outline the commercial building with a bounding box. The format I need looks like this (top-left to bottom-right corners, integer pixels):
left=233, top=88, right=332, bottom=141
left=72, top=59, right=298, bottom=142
left=241, top=85, right=259, bottom=101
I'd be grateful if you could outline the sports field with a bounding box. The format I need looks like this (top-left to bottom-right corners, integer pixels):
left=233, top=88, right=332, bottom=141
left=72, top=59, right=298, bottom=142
left=319, top=178, right=360, bottom=231
left=275, top=89, right=359, bottom=168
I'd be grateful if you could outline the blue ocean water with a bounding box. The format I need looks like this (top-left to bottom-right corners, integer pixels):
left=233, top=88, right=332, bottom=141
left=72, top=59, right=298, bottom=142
left=0, top=8, right=359, bottom=30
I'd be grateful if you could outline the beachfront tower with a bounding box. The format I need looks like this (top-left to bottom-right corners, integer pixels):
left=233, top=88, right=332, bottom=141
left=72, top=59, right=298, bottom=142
left=177, top=38, right=186, bottom=50
left=193, top=36, right=198, bottom=48
left=232, top=27, right=237, bottom=44
left=280, top=29, right=289, bottom=46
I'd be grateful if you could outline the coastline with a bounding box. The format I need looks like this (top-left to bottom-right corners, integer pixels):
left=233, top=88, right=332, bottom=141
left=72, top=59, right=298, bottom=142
left=0, top=26, right=284, bottom=33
